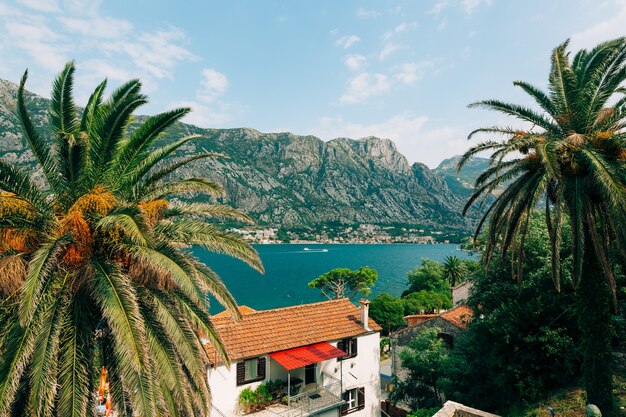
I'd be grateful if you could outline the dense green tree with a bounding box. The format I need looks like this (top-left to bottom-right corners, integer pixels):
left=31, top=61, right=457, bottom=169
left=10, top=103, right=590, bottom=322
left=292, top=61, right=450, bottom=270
left=458, top=38, right=626, bottom=412
left=392, top=327, right=448, bottom=409
left=402, top=259, right=449, bottom=297
left=401, top=290, right=451, bottom=315
left=0, top=63, right=262, bottom=416
left=442, top=214, right=580, bottom=413
left=308, top=266, right=378, bottom=300
left=369, top=293, right=405, bottom=335
left=442, top=256, right=467, bottom=287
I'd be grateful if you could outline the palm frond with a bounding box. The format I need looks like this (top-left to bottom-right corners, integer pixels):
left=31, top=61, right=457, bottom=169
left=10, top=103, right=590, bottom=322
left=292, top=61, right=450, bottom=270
left=16, top=70, right=61, bottom=194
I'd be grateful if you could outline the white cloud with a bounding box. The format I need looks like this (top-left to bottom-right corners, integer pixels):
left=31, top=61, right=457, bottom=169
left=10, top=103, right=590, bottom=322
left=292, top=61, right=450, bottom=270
left=5, top=20, right=68, bottom=71
left=393, top=61, right=436, bottom=85
left=343, top=54, right=367, bottom=71
left=197, top=68, right=229, bottom=102
left=17, top=0, right=60, bottom=13
left=340, top=72, right=391, bottom=104
left=571, top=1, right=626, bottom=50
left=109, top=28, right=197, bottom=79
left=168, top=67, right=243, bottom=128
left=379, top=41, right=402, bottom=60
left=312, top=113, right=468, bottom=167
left=57, top=15, right=133, bottom=38
left=335, top=35, right=361, bottom=49
left=356, top=7, right=380, bottom=18
left=1, top=0, right=197, bottom=102
left=169, top=100, right=245, bottom=127
left=382, top=22, right=418, bottom=41
left=429, top=0, right=491, bottom=15
left=430, top=0, right=449, bottom=14
left=461, top=0, right=492, bottom=14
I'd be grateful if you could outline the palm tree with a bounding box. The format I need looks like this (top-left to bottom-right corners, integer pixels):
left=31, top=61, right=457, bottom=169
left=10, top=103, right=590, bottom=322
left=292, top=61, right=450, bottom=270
left=0, top=62, right=263, bottom=417
left=442, top=255, right=467, bottom=287
left=458, top=38, right=626, bottom=412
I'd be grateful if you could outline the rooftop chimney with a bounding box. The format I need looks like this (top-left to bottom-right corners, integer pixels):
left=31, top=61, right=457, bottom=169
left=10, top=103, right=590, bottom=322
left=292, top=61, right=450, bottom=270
left=359, top=299, right=371, bottom=331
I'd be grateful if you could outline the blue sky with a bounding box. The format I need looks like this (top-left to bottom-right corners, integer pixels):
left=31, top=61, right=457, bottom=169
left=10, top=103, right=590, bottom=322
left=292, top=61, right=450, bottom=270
left=1, top=0, right=625, bottom=167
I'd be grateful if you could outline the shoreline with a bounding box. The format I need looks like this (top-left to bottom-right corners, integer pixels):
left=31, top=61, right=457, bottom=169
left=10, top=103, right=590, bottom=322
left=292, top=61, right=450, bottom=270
left=249, top=242, right=464, bottom=246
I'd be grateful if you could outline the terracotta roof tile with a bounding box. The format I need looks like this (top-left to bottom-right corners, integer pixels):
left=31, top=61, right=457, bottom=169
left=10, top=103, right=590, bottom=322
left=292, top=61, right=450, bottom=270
left=205, top=299, right=382, bottom=363
left=439, top=305, right=473, bottom=329
left=212, top=305, right=256, bottom=319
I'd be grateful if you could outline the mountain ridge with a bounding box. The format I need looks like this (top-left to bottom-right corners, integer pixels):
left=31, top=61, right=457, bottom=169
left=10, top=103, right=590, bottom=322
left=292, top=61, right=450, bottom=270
left=0, top=77, right=477, bottom=231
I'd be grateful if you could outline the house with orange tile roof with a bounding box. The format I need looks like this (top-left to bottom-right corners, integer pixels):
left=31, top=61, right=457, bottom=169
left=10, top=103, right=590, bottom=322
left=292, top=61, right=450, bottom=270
left=390, top=305, right=473, bottom=380
left=206, top=298, right=383, bottom=417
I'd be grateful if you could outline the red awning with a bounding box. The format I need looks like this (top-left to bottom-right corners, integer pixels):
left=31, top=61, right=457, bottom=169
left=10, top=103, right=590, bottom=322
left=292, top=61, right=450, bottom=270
left=269, top=342, right=347, bottom=371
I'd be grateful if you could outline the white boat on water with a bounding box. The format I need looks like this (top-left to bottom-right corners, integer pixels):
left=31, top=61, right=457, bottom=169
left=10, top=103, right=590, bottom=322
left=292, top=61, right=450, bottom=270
left=303, top=247, right=328, bottom=252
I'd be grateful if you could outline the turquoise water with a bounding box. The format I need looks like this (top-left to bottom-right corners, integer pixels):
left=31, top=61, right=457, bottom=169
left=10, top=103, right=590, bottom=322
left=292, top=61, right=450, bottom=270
left=197, top=244, right=472, bottom=312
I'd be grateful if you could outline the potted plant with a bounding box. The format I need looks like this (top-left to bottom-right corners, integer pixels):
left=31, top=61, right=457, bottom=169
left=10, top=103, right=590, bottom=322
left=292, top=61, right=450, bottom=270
left=255, top=384, right=272, bottom=408
left=239, top=388, right=257, bottom=413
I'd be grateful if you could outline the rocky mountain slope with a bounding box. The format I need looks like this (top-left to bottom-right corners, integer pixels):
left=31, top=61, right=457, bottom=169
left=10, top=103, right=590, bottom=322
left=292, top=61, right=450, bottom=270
left=0, top=79, right=476, bottom=231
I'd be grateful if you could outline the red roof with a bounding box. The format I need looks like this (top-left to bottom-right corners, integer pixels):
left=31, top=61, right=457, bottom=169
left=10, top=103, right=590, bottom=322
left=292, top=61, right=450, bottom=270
left=439, top=305, right=473, bottom=330
left=204, top=298, right=382, bottom=363
left=270, top=342, right=347, bottom=371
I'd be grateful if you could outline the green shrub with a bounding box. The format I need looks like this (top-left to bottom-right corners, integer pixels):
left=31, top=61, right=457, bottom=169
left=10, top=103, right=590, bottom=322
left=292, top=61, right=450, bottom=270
left=256, top=384, right=272, bottom=403
left=407, top=408, right=440, bottom=417
left=239, top=387, right=257, bottom=409
left=264, top=379, right=284, bottom=398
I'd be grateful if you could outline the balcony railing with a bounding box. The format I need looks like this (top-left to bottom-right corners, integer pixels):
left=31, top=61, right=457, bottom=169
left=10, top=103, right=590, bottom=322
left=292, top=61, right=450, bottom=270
left=277, top=372, right=344, bottom=417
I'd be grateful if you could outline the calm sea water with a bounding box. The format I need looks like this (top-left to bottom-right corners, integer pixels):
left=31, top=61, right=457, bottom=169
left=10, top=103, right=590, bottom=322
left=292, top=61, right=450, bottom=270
left=196, top=244, right=472, bottom=313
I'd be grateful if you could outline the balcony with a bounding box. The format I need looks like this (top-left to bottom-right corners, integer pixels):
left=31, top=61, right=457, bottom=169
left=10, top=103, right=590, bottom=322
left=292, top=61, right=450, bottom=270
left=250, top=372, right=344, bottom=417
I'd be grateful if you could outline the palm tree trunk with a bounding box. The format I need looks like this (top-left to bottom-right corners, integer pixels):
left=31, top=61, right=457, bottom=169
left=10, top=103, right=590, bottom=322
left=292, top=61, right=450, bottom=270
left=577, top=232, right=614, bottom=412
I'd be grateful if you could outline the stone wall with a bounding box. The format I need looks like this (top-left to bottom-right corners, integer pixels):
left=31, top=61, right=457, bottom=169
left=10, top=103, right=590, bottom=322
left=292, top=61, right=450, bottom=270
left=452, top=282, right=472, bottom=306
left=432, top=401, right=500, bottom=417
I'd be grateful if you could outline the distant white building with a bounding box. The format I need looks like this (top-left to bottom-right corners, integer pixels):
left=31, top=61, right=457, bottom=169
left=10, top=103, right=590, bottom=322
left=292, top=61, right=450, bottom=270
left=206, top=299, right=382, bottom=417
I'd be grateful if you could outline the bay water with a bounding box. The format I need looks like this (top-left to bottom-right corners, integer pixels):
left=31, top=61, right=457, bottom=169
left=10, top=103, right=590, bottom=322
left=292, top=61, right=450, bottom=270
left=196, top=244, right=472, bottom=313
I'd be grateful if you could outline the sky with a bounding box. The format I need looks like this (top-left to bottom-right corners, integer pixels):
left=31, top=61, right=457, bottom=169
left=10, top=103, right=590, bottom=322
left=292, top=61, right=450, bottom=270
left=0, top=0, right=625, bottom=167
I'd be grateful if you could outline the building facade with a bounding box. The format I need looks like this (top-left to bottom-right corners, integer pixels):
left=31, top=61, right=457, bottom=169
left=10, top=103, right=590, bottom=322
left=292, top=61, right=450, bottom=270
left=391, top=305, right=473, bottom=378
left=206, top=299, right=382, bottom=417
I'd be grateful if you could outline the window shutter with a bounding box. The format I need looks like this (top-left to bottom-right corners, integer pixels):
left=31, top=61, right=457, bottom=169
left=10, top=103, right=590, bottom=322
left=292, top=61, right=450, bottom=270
left=357, top=387, right=365, bottom=411
left=340, top=392, right=349, bottom=416
left=337, top=340, right=346, bottom=361
left=236, top=362, right=245, bottom=386
left=350, top=338, right=358, bottom=358
left=258, top=357, right=266, bottom=380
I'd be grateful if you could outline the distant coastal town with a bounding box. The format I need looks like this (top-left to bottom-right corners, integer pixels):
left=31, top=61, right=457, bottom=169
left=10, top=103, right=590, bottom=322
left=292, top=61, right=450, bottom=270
left=229, top=223, right=463, bottom=244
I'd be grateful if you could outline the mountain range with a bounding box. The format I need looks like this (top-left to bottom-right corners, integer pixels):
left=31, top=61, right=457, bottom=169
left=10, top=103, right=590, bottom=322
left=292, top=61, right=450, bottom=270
left=0, top=78, right=488, bottom=232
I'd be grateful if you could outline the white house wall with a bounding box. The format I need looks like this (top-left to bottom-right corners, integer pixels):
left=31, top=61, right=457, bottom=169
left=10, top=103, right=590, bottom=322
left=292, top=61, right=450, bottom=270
left=207, top=332, right=381, bottom=417
left=335, top=332, right=381, bottom=417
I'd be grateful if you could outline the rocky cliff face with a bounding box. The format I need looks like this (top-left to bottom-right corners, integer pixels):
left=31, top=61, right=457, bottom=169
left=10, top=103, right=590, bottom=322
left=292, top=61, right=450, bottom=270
left=0, top=79, right=473, bottom=230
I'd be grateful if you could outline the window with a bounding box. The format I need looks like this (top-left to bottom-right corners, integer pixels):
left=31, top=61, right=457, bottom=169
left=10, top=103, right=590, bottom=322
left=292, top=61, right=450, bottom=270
left=346, top=389, right=358, bottom=409
left=245, top=359, right=258, bottom=380
left=341, top=387, right=365, bottom=415
left=337, top=338, right=358, bottom=360
left=236, top=357, right=266, bottom=385
left=305, top=363, right=316, bottom=385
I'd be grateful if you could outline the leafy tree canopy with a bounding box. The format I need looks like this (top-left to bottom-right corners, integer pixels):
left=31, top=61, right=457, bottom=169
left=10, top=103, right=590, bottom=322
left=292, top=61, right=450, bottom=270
left=403, top=259, right=450, bottom=297
left=0, top=63, right=261, bottom=417
left=308, top=266, right=378, bottom=300
left=392, top=327, right=448, bottom=409
left=458, top=38, right=626, bottom=411
left=401, top=290, right=452, bottom=315
left=369, top=293, right=405, bottom=335
left=442, top=214, right=582, bottom=414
